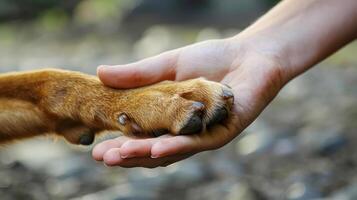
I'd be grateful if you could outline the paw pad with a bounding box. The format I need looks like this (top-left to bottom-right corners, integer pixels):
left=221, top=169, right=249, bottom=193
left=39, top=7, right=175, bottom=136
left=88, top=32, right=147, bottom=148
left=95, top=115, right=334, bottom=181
left=179, top=113, right=203, bottom=135
left=207, top=107, right=228, bottom=127
left=79, top=132, right=95, bottom=145
left=152, top=128, right=169, bottom=137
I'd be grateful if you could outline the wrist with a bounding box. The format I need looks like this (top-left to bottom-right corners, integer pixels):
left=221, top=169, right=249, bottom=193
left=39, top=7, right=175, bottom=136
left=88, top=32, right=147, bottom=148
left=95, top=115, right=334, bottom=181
left=228, top=31, right=296, bottom=85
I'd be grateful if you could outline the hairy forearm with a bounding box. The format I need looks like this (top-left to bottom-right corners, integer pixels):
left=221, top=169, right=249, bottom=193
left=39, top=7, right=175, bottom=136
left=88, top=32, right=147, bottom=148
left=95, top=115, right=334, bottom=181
left=235, top=0, right=357, bottom=82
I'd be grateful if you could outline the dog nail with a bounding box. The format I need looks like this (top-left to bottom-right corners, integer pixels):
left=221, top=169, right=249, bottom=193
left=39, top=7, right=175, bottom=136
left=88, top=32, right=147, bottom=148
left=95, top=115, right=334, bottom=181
left=118, top=113, right=128, bottom=125
left=223, top=84, right=232, bottom=89
left=192, top=102, right=205, bottom=111
left=222, top=89, right=234, bottom=100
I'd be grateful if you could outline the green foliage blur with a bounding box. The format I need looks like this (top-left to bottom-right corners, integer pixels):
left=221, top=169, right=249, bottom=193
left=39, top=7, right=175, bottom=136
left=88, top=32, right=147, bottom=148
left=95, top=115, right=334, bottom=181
left=0, top=0, right=134, bottom=27
left=0, top=0, right=280, bottom=24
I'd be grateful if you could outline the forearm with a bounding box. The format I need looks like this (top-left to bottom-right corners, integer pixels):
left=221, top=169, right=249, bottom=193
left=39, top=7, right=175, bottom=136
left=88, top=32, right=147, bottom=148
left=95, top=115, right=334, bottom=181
left=235, top=0, right=357, bottom=82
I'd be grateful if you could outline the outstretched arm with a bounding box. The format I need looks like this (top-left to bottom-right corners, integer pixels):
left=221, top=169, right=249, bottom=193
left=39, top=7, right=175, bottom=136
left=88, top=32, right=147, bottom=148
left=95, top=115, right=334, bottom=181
left=93, top=0, right=357, bottom=168
left=238, top=0, right=357, bottom=81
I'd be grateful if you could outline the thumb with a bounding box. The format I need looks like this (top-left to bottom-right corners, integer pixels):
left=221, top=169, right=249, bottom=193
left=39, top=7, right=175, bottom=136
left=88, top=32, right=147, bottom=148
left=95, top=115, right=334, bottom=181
left=97, top=51, right=179, bottom=88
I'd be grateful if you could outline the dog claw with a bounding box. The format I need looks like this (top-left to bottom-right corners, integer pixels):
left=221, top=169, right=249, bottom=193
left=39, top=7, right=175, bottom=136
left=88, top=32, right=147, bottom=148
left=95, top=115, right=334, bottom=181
left=222, top=89, right=234, bottom=100
left=118, top=113, right=128, bottom=125
left=223, top=84, right=232, bottom=89
left=192, top=102, right=205, bottom=112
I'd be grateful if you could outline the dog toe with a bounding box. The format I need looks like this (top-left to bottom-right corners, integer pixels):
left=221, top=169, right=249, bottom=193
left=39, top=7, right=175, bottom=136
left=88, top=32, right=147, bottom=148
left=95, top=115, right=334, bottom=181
left=79, top=132, right=95, bottom=145
left=207, top=106, right=228, bottom=126
left=179, top=111, right=203, bottom=135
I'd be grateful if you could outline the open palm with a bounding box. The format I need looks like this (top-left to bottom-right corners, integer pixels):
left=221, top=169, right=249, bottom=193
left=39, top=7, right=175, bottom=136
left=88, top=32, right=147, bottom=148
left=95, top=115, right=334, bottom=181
left=92, top=38, right=285, bottom=168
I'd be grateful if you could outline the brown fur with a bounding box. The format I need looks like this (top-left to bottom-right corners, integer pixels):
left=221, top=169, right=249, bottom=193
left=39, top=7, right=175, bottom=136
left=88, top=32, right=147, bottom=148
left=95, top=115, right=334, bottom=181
left=0, top=69, right=233, bottom=145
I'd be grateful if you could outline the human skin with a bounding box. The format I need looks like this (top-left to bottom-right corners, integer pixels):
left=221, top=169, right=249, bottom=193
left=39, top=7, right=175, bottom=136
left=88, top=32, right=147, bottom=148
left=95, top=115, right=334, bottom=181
left=92, top=0, right=357, bottom=168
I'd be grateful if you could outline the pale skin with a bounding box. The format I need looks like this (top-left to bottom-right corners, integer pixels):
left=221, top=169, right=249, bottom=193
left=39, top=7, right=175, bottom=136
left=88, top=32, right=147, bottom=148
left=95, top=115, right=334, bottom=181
left=92, top=0, right=357, bottom=168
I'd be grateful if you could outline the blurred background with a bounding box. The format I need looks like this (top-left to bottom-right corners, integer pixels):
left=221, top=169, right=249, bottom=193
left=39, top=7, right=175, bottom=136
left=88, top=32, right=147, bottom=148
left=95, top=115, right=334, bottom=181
left=0, top=0, right=356, bottom=199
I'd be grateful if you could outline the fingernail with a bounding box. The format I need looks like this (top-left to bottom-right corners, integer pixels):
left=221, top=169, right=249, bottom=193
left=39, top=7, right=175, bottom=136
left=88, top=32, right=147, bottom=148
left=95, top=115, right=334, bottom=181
left=97, top=65, right=109, bottom=75
left=98, top=65, right=119, bottom=71
left=121, top=154, right=128, bottom=159
left=98, top=65, right=109, bottom=70
left=151, top=154, right=159, bottom=158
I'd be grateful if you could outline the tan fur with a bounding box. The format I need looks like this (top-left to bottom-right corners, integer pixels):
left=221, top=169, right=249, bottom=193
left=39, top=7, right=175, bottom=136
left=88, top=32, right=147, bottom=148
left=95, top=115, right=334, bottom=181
left=0, top=69, right=233, bottom=145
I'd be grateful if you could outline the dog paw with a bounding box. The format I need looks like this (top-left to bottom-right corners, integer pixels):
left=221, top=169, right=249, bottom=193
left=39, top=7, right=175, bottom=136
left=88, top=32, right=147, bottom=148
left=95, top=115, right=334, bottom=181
left=161, top=78, right=234, bottom=136
left=102, top=78, right=235, bottom=137
left=44, top=72, right=234, bottom=143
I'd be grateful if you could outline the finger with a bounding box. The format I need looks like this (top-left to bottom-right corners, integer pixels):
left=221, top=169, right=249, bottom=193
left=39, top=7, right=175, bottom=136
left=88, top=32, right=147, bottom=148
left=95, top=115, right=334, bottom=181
left=97, top=51, right=179, bottom=88
left=119, top=139, right=156, bottom=158
left=151, top=114, right=240, bottom=158
left=103, top=148, right=191, bottom=168
left=150, top=136, right=197, bottom=158
left=92, top=136, right=130, bottom=161
left=119, top=135, right=172, bottom=158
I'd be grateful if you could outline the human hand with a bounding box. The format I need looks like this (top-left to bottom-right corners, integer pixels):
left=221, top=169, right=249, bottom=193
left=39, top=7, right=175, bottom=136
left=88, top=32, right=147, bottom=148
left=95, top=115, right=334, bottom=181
left=92, top=0, right=357, bottom=168
left=92, top=36, right=288, bottom=168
